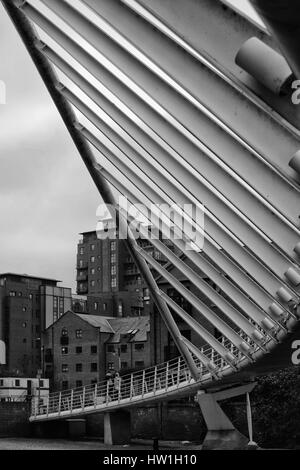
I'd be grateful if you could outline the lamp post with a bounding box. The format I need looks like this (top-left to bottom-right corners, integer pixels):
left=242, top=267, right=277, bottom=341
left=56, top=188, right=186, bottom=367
left=37, top=368, right=42, bottom=413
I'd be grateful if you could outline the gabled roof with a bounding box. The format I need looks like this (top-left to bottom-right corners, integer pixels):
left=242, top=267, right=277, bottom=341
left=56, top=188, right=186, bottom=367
left=46, top=311, right=150, bottom=342
left=76, top=314, right=115, bottom=333
left=106, top=316, right=150, bottom=343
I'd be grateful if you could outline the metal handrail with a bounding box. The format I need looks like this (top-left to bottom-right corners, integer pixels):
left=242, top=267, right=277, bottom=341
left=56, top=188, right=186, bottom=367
left=31, top=334, right=261, bottom=419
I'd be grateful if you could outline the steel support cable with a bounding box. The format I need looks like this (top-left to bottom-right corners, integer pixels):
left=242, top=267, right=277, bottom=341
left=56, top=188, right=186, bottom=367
left=25, top=0, right=300, bottom=268
left=75, top=119, right=294, bottom=328
left=17, top=3, right=300, bottom=300
left=94, top=165, right=288, bottom=336
left=160, top=291, right=246, bottom=368
left=33, top=0, right=300, bottom=260
left=134, top=0, right=300, bottom=132
left=52, top=70, right=299, bottom=308
left=81, top=0, right=300, bottom=223
left=120, top=0, right=300, bottom=140
left=92, top=157, right=287, bottom=341
left=135, top=247, right=256, bottom=359
left=2, top=0, right=200, bottom=381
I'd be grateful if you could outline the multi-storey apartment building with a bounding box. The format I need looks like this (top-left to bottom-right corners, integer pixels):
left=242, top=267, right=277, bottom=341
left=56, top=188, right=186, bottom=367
left=0, top=273, right=72, bottom=377
left=76, top=228, right=159, bottom=318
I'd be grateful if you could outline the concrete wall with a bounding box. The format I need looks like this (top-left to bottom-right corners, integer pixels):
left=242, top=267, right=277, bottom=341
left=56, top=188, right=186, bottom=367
left=0, top=402, right=31, bottom=437
left=131, top=403, right=206, bottom=442
left=85, top=402, right=206, bottom=442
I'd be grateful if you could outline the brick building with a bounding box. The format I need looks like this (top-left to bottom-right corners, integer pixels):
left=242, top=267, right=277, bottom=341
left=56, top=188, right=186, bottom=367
left=76, top=226, right=167, bottom=318
left=42, top=311, right=151, bottom=391
left=0, top=273, right=72, bottom=377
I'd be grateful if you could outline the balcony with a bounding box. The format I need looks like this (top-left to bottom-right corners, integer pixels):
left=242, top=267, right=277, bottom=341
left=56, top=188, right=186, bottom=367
left=76, top=262, right=88, bottom=269
left=77, top=285, right=88, bottom=295
left=76, top=273, right=88, bottom=281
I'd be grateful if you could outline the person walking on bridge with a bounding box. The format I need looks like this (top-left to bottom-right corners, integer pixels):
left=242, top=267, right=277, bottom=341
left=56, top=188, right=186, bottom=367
left=113, top=372, right=122, bottom=400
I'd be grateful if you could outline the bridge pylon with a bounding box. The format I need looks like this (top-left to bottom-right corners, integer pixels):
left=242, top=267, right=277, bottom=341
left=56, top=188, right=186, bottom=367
left=197, top=382, right=257, bottom=450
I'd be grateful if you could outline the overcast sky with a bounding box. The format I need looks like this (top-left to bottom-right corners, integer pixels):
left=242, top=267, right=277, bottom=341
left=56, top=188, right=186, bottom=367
left=0, top=1, right=261, bottom=292
left=0, top=2, right=101, bottom=291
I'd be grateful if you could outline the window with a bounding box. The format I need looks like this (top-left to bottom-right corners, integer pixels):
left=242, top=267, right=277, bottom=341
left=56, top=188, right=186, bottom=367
left=15, top=380, right=20, bottom=387
left=97, top=266, right=101, bottom=272
left=91, top=345, right=97, bottom=354
left=61, top=347, right=68, bottom=355
left=18, top=292, right=22, bottom=297
left=110, top=253, right=116, bottom=263
left=40, top=380, right=44, bottom=388
left=91, top=244, right=95, bottom=251
left=108, top=362, right=114, bottom=370
left=62, top=364, right=68, bottom=373
left=90, top=280, right=95, bottom=287
left=93, top=302, right=98, bottom=311
left=103, top=303, right=107, bottom=312
left=76, top=380, right=83, bottom=388
left=111, top=276, right=117, bottom=288
left=118, top=301, right=123, bottom=316
left=110, top=241, right=116, bottom=251
left=29, top=294, right=33, bottom=300
left=76, top=363, right=82, bottom=372
left=79, top=260, right=84, bottom=268
left=135, top=361, right=144, bottom=368
left=91, top=363, right=98, bottom=372
left=91, top=256, right=95, bottom=263
left=9, top=291, right=16, bottom=297
left=135, top=343, right=144, bottom=351
left=0, top=380, right=3, bottom=387
left=22, top=322, right=27, bottom=328
left=61, top=328, right=68, bottom=337
left=120, top=344, right=127, bottom=353
left=107, top=345, right=115, bottom=353
left=91, top=268, right=95, bottom=275
left=121, top=362, right=128, bottom=369
left=62, top=381, right=68, bottom=390
left=76, top=346, right=82, bottom=354
left=79, top=247, right=84, bottom=255
left=111, top=265, right=116, bottom=275
left=76, top=329, right=82, bottom=339
left=59, top=298, right=64, bottom=312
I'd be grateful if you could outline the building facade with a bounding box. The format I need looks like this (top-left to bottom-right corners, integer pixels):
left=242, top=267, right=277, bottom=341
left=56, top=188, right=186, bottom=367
left=42, top=311, right=151, bottom=391
left=0, top=377, right=49, bottom=403
left=0, top=273, right=72, bottom=377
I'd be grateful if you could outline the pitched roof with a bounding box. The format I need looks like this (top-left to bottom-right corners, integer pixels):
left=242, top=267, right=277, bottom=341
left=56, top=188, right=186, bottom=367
left=106, top=316, right=150, bottom=343
left=75, top=314, right=115, bottom=333
left=74, top=313, right=150, bottom=342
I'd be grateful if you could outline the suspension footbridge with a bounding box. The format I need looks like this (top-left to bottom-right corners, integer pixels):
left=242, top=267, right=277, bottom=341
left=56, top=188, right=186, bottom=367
left=2, top=0, right=300, bottom=449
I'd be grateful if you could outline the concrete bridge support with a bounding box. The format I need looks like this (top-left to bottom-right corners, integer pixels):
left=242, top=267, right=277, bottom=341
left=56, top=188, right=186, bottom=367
left=104, top=410, right=131, bottom=445
left=197, top=383, right=257, bottom=450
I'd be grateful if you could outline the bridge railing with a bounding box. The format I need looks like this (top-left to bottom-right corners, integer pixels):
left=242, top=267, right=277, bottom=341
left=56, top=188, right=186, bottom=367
left=31, top=333, right=261, bottom=419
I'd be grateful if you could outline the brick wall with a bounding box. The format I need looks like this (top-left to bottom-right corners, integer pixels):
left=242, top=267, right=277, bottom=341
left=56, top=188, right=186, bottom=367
left=0, top=402, right=31, bottom=437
